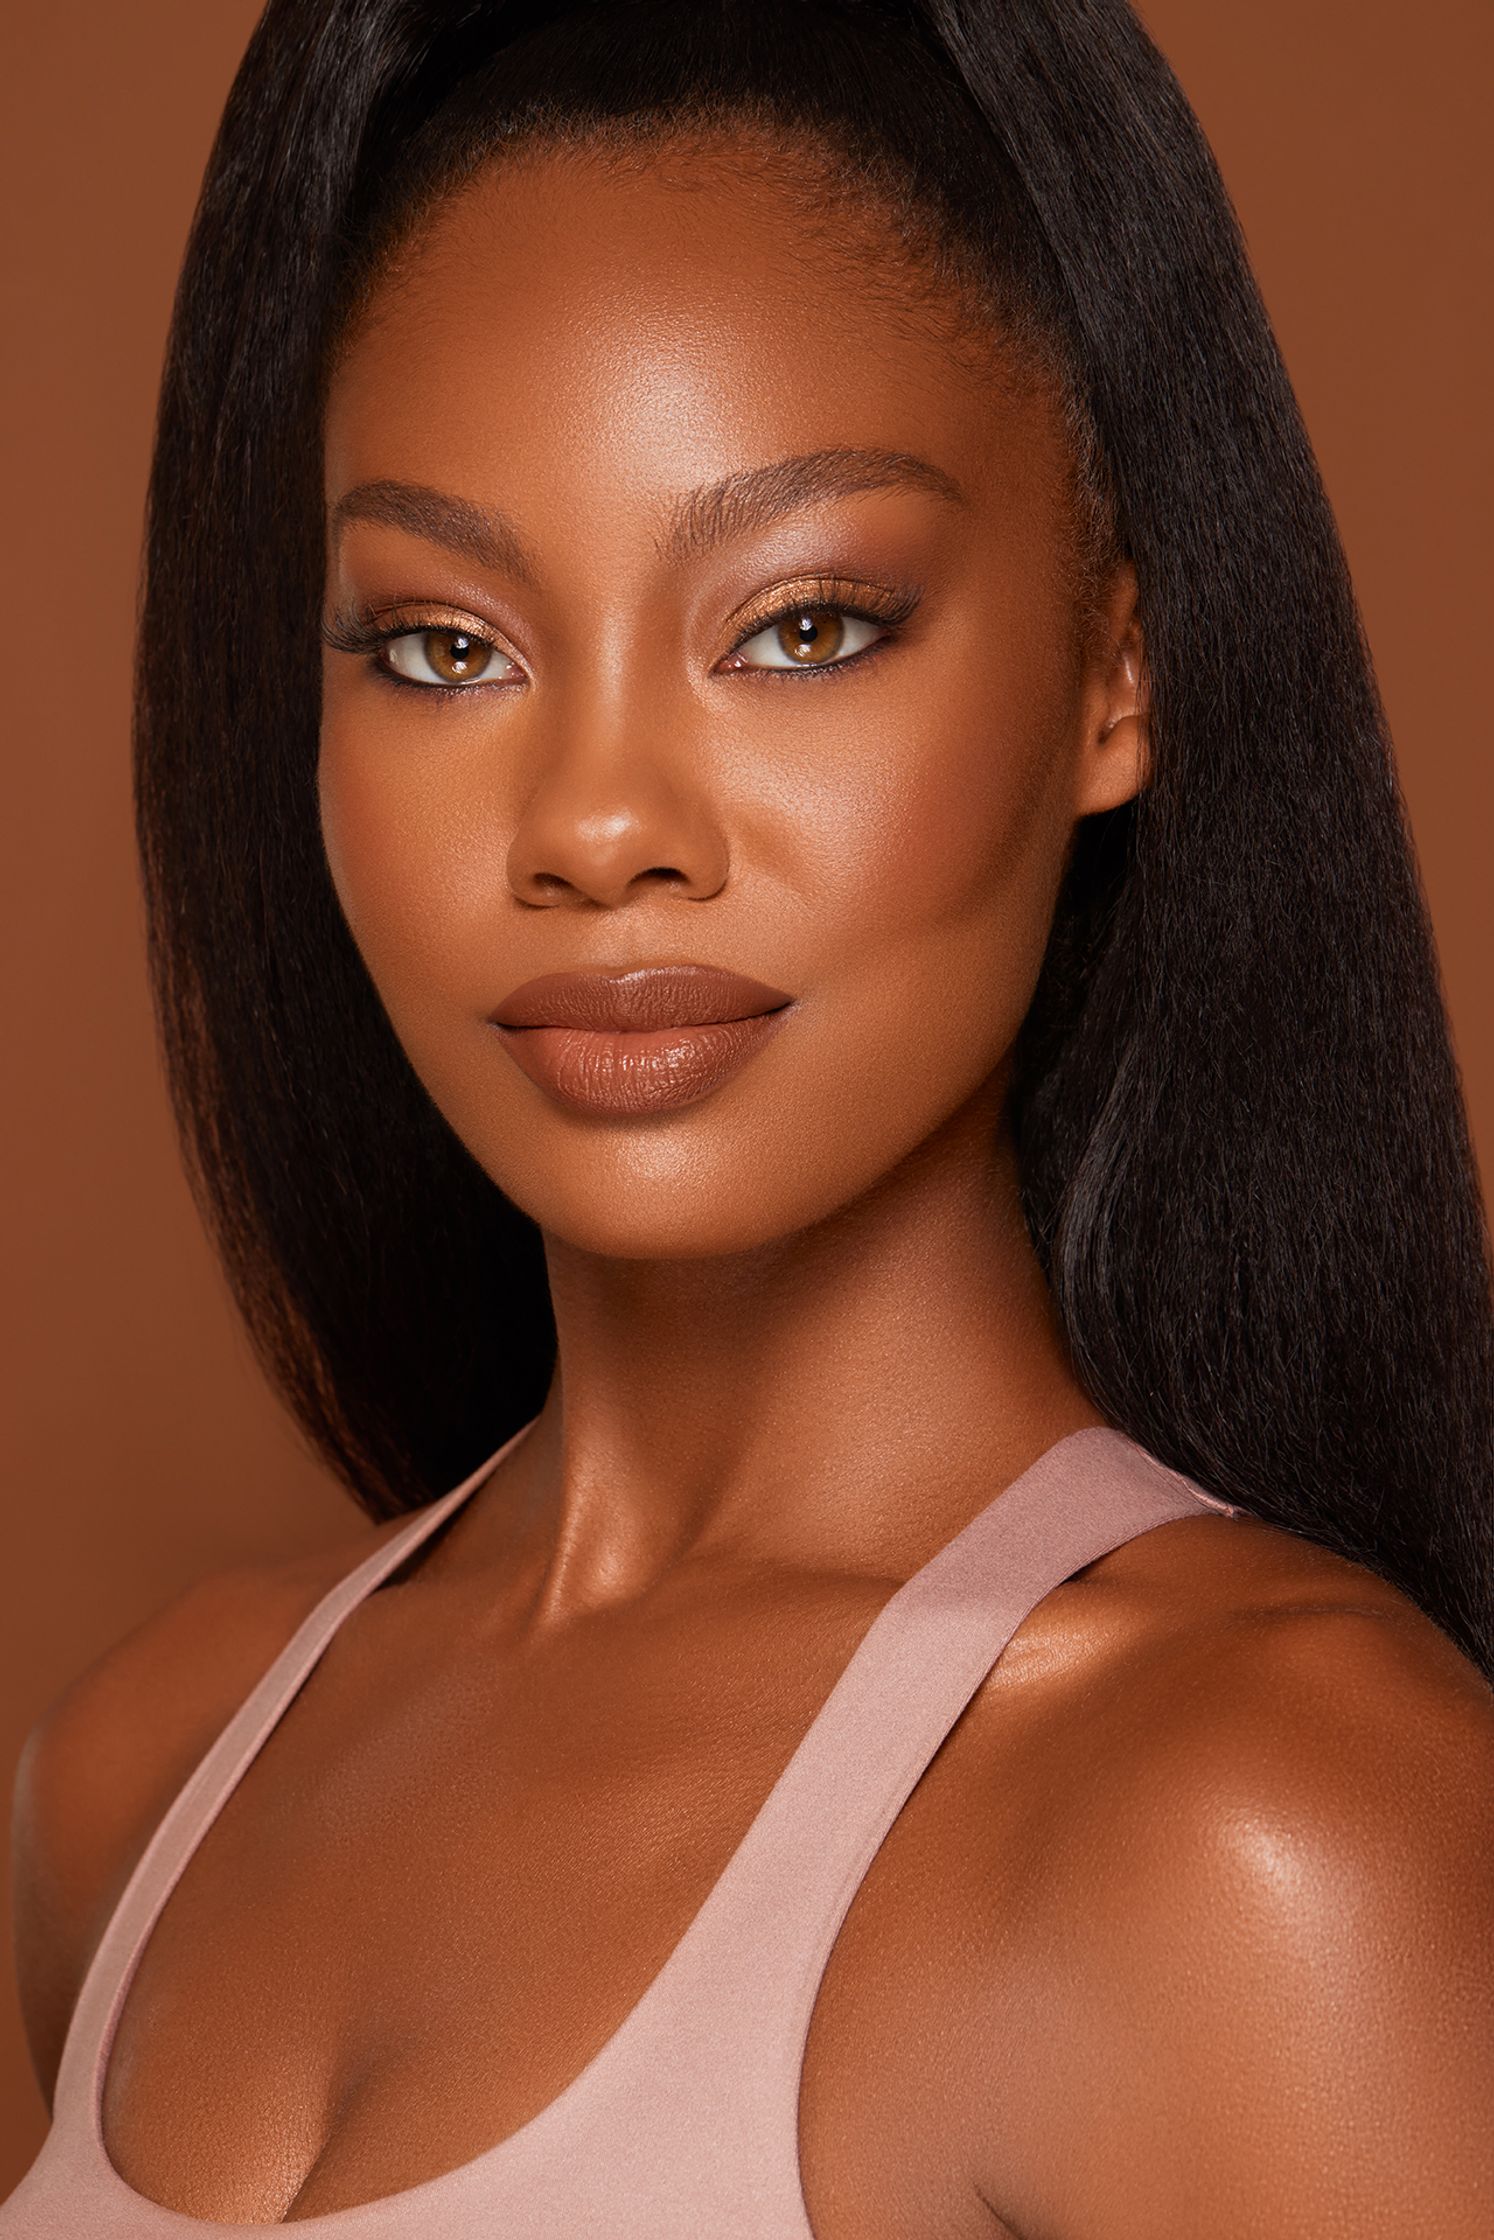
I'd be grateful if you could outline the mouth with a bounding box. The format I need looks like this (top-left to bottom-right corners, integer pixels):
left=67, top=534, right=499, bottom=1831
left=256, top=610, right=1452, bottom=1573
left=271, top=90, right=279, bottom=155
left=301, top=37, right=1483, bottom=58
left=487, top=963, right=796, bottom=1116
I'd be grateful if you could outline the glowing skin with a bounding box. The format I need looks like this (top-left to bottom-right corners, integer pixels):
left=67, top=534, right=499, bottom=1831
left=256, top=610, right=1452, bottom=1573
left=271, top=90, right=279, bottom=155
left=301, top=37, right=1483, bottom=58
left=24, top=137, right=1492, bottom=2240
left=313, top=143, right=1147, bottom=1604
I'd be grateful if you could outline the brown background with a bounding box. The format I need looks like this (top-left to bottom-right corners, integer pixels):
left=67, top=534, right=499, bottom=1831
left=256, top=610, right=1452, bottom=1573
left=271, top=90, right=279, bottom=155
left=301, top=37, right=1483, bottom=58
left=0, top=0, right=1488, bottom=2180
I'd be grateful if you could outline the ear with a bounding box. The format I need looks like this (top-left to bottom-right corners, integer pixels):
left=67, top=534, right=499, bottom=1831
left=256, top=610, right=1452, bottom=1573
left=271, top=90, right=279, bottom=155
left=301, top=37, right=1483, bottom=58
left=1073, top=560, right=1149, bottom=817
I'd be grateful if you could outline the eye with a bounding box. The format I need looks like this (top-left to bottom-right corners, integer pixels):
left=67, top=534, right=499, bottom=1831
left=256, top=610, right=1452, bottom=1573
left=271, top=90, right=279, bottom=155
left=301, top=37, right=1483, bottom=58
left=381, top=627, right=520, bottom=688
left=724, top=604, right=888, bottom=672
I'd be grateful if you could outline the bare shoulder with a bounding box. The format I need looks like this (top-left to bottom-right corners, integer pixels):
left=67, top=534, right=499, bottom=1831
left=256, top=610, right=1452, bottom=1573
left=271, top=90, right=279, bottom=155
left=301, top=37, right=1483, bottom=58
left=974, top=1509, right=1494, bottom=2236
left=9, top=1509, right=403, bottom=2108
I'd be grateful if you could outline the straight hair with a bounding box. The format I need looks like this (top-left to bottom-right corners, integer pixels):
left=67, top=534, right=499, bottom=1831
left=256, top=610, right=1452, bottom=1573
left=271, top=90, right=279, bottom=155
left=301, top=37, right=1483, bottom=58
left=134, top=0, right=1494, bottom=1676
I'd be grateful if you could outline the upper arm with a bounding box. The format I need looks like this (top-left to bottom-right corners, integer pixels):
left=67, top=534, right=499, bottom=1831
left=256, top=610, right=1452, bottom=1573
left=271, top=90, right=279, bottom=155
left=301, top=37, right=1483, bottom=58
left=8, top=1560, right=340, bottom=2109
left=982, top=1600, right=1494, bottom=2239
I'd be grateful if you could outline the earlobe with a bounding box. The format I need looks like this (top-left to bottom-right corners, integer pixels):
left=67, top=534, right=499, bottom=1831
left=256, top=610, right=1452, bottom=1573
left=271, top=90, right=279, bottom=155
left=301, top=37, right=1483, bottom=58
left=1077, top=563, right=1150, bottom=815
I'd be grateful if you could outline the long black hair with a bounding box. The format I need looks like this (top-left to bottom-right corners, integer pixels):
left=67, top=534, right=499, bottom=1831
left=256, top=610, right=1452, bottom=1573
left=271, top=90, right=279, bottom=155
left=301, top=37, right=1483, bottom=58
left=134, top=0, right=1494, bottom=1677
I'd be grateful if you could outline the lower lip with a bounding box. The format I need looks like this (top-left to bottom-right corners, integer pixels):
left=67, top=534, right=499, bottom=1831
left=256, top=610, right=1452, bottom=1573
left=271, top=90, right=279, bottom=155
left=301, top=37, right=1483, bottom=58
left=492, top=1009, right=793, bottom=1116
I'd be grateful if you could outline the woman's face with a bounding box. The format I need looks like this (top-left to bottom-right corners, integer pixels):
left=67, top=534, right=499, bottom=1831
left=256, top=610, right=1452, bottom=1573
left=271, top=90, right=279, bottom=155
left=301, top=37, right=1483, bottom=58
left=319, top=140, right=1145, bottom=1258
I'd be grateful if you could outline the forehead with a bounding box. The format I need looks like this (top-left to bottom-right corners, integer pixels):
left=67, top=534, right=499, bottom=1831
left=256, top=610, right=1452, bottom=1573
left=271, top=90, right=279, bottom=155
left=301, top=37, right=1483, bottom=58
left=324, top=144, right=1067, bottom=547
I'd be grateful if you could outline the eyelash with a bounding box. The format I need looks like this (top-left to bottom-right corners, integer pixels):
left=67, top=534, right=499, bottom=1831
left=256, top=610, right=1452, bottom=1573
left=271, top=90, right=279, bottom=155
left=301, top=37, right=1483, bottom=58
left=319, top=576, right=921, bottom=698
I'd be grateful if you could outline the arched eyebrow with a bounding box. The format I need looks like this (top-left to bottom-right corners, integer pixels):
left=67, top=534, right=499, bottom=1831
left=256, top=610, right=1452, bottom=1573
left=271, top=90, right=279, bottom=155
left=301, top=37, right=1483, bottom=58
left=330, top=479, right=540, bottom=586
left=329, top=447, right=965, bottom=585
left=661, top=445, right=966, bottom=561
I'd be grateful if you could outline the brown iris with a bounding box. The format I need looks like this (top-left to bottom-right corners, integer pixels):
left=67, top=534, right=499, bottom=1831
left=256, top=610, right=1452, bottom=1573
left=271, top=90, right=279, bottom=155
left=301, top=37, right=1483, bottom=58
left=422, top=629, right=493, bottom=682
left=776, top=607, right=847, bottom=664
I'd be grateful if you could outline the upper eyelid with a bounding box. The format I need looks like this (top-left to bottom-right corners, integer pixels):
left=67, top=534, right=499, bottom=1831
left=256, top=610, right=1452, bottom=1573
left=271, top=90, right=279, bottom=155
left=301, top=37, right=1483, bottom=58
left=327, top=573, right=913, bottom=637
left=726, top=583, right=914, bottom=646
left=321, top=601, right=514, bottom=646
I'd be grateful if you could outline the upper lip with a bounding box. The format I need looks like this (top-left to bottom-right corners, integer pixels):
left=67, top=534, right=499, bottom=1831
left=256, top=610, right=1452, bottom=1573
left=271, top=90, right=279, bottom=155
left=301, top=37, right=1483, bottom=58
left=489, top=963, right=796, bottom=1032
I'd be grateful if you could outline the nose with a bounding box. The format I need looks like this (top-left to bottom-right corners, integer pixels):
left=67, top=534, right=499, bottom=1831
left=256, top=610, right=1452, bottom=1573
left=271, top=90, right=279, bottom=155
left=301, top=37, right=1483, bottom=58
left=506, top=691, right=729, bottom=910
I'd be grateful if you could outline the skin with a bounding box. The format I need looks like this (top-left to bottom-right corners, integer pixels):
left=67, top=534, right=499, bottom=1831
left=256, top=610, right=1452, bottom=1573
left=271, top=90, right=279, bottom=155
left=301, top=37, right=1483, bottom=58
left=13, top=138, right=1494, bottom=2235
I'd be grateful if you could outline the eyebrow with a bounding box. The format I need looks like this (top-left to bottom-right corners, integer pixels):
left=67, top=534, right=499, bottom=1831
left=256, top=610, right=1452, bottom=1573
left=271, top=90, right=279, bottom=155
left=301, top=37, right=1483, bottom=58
left=661, top=445, right=966, bottom=562
left=329, top=447, right=965, bottom=584
left=330, top=479, right=541, bottom=587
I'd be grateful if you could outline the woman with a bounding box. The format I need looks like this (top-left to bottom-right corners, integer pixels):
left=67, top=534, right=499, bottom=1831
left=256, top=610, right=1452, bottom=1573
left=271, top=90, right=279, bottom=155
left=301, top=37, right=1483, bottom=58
left=5, top=0, right=1492, bottom=2231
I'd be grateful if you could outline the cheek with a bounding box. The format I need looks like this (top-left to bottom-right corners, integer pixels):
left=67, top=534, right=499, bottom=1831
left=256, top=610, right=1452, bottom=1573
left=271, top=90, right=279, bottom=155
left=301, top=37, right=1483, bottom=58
left=318, top=699, right=501, bottom=1010
left=803, top=661, right=1075, bottom=1081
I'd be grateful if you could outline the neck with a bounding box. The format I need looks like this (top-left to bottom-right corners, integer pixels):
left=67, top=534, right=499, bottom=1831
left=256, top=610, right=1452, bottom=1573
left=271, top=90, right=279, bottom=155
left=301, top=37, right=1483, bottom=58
left=482, top=1093, right=1101, bottom=1620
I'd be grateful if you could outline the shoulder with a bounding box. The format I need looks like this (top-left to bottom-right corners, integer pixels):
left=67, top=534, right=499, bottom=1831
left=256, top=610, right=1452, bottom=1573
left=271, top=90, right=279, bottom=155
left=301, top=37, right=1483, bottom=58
left=9, top=1515, right=402, bottom=2108
left=971, top=1511, right=1494, bottom=2233
left=1079, top=1525, right=1494, bottom=1933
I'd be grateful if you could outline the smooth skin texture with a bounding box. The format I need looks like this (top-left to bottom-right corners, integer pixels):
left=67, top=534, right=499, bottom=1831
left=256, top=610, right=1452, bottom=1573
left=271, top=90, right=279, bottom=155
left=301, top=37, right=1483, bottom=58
left=14, top=137, right=1494, bottom=2235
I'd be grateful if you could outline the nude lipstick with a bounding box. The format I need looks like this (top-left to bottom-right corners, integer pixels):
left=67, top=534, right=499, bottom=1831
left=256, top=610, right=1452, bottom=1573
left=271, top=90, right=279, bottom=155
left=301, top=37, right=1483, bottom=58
left=488, top=964, right=795, bottom=1116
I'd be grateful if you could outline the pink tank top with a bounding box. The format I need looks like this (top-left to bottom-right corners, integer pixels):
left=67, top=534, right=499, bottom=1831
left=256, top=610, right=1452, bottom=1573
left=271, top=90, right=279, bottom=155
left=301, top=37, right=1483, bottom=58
left=1, top=1418, right=1240, bottom=2235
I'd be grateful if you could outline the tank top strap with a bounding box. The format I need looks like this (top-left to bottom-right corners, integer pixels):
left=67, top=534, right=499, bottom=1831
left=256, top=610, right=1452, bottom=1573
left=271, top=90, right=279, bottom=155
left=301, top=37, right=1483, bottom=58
left=495, top=1426, right=1240, bottom=2232
left=687, top=1426, right=1240, bottom=2056
left=50, top=1414, right=542, bottom=2135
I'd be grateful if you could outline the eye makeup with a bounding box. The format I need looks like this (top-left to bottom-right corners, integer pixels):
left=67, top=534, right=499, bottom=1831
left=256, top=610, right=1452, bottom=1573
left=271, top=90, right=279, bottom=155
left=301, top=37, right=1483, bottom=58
left=320, top=571, right=924, bottom=695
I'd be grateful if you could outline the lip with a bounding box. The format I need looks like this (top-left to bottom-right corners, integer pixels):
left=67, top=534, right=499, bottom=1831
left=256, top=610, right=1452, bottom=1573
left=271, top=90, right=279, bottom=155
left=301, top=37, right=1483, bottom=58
left=488, top=963, right=796, bottom=1116
left=491, top=964, right=794, bottom=1032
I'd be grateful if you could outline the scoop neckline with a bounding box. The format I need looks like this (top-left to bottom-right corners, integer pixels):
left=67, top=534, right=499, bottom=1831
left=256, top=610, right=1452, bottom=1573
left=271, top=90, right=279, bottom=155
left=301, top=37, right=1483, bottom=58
left=83, top=1419, right=1123, bottom=2233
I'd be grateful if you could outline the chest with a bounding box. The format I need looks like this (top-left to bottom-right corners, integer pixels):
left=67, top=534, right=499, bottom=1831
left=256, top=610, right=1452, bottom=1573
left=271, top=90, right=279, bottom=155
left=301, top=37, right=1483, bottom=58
left=97, top=1583, right=1069, bottom=2237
